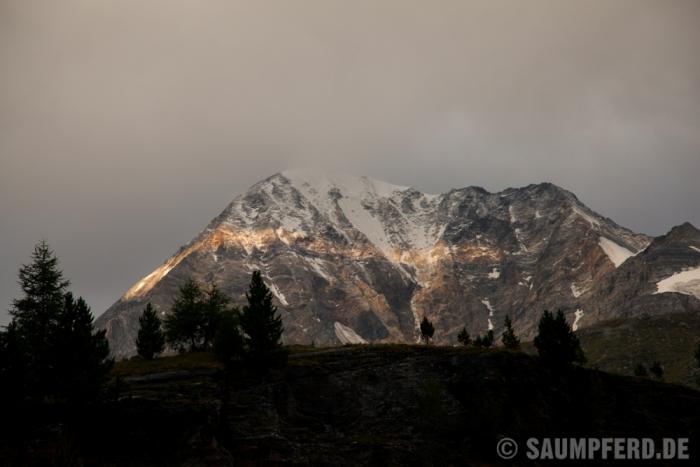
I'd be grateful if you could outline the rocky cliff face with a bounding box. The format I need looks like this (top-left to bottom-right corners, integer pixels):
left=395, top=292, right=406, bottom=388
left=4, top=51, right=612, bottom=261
left=96, top=170, right=700, bottom=357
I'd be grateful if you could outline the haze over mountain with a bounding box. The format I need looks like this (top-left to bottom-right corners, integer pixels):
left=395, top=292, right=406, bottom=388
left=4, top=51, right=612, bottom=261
left=97, top=170, right=700, bottom=357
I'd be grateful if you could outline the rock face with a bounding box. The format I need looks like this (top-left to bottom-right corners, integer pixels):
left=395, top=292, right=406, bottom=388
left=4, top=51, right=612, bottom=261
left=96, top=170, right=700, bottom=357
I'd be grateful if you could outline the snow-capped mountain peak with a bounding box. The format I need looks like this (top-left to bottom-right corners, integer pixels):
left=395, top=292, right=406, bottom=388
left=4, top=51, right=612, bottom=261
left=96, top=171, right=699, bottom=359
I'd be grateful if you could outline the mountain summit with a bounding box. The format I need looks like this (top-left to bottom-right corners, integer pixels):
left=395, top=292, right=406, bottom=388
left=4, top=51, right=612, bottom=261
left=97, top=171, right=699, bottom=357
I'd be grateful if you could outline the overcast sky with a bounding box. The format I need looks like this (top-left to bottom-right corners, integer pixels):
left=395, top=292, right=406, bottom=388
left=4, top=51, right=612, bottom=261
left=1, top=0, right=699, bottom=324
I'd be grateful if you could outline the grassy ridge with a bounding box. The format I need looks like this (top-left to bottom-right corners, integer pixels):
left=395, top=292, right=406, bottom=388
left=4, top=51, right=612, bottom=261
left=577, top=312, right=700, bottom=387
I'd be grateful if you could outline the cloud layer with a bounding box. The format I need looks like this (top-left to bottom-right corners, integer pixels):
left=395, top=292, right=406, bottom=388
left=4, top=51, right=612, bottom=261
left=1, top=0, right=699, bottom=321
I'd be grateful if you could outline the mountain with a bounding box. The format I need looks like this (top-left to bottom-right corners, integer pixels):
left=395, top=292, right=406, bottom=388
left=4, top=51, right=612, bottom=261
left=96, top=170, right=700, bottom=357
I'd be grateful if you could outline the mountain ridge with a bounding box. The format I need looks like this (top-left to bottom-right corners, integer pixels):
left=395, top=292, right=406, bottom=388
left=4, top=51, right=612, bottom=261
left=96, top=170, right=699, bottom=357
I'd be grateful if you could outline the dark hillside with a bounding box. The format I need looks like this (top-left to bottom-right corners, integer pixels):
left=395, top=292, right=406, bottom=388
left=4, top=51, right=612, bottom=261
left=2, top=346, right=699, bottom=465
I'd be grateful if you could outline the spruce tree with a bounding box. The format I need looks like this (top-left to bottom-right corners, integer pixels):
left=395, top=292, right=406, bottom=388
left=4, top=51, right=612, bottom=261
left=136, top=303, right=165, bottom=360
left=214, top=308, right=244, bottom=368
left=501, top=315, right=520, bottom=350
left=164, top=279, right=205, bottom=351
left=7, top=241, right=112, bottom=403
left=420, top=316, right=435, bottom=344
left=634, top=363, right=648, bottom=377
left=534, top=310, right=586, bottom=369
left=649, top=361, right=664, bottom=380
left=473, top=335, right=483, bottom=347
left=53, top=292, right=112, bottom=402
left=457, top=327, right=470, bottom=346
left=239, top=271, right=285, bottom=365
left=11, top=241, right=70, bottom=395
left=482, top=330, right=494, bottom=348
left=201, top=283, right=229, bottom=350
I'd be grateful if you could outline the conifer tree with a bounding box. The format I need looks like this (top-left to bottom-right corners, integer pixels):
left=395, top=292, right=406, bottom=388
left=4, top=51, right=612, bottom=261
left=534, top=310, right=586, bottom=369
left=6, top=241, right=112, bottom=403
left=457, top=327, right=470, bottom=346
left=501, top=315, right=520, bottom=350
left=473, top=335, right=483, bottom=347
left=53, top=292, right=112, bottom=401
left=201, top=283, right=229, bottom=350
left=649, top=361, right=664, bottom=380
left=214, top=308, right=244, bottom=368
left=420, top=316, right=435, bottom=344
left=239, top=271, right=285, bottom=365
left=136, top=303, right=165, bottom=360
left=634, top=363, right=648, bottom=377
left=482, top=330, right=494, bottom=348
left=164, top=279, right=205, bottom=351
left=695, top=342, right=700, bottom=369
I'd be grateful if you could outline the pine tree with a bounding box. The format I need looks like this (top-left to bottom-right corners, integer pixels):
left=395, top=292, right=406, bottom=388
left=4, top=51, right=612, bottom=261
left=6, top=241, right=112, bottom=403
left=533, top=310, right=586, bottom=369
left=53, top=292, right=112, bottom=402
left=634, top=363, right=648, bottom=377
left=136, top=303, right=165, bottom=360
left=473, top=335, right=483, bottom=347
left=695, top=342, right=700, bottom=369
left=239, top=271, right=285, bottom=365
left=482, top=330, right=494, bottom=348
left=10, top=241, right=70, bottom=396
left=164, top=279, right=205, bottom=352
left=201, top=283, right=229, bottom=350
left=457, top=327, right=470, bottom=346
left=214, top=308, right=244, bottom=368
left=649, top=361, right=664, bottom=380
left=420, top=316, right=435, bottom=344
left=501, top=315, right=520, bottom=350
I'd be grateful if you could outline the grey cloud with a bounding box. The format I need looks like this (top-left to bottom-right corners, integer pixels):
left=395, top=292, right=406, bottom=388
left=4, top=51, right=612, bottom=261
left=1, top=0, right=699, bottom=323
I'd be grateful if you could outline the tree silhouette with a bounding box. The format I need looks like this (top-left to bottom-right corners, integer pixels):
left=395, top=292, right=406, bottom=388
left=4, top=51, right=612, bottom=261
left=239, top=271, right=286, bottom=365
left=136, top=303, right=165, bottom=360
left=649, top=361, right=664, bottom=380
left=533, top=310, right=585, bottom=369
left=634, top=363, right=648, bottom=377
left=457, top=327, right=470, bottom=346
left=164, top=279, right=205, bottom=352
left=4, top=241, right=112, bottom=403
left=201, top=283, right=229, bottom=350
left=420, top=316, right=435, bottom=344
left=53, top=292, right=112, bottom=402
left=214, top=308, right=244, bottom=368
left=482, top=330, right=494, bottom=348
left=501, top=316, right=520, bottom=350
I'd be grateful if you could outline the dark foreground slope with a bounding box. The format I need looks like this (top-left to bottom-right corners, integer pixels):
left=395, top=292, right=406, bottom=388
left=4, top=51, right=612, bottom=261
left=3, top=346, right=700, bottom=466
left=577, top=312, right=700, bottom=388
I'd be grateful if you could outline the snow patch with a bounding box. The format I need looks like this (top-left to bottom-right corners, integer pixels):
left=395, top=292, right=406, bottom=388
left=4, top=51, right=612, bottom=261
left=487, top=268, right=500, bottom=279
left=572, top=309, right=584, bottom=331
left=690, top=246, right=700, bottom=254
left=266, top=281, right=289, bottom=306
left=306, top=257, right=333, bottom=283
left=481, top=299, right=495, bottom=331
left=572, top=206, right=600, bottom=228
left=654, top=267, right=700, bottom=300
left=334, top=322, right=367, bottom=344
left=598, top=237, right=635, bottom=267
left=570, top=283, right=583, bottom=298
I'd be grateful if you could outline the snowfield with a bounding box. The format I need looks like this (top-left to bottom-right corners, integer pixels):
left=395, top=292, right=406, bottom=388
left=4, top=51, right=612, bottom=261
left=598, top=237, right=635, bottom=268
left=334, top=322, right=367, bottom=344
left=655, top=267, right=700, bottom=300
